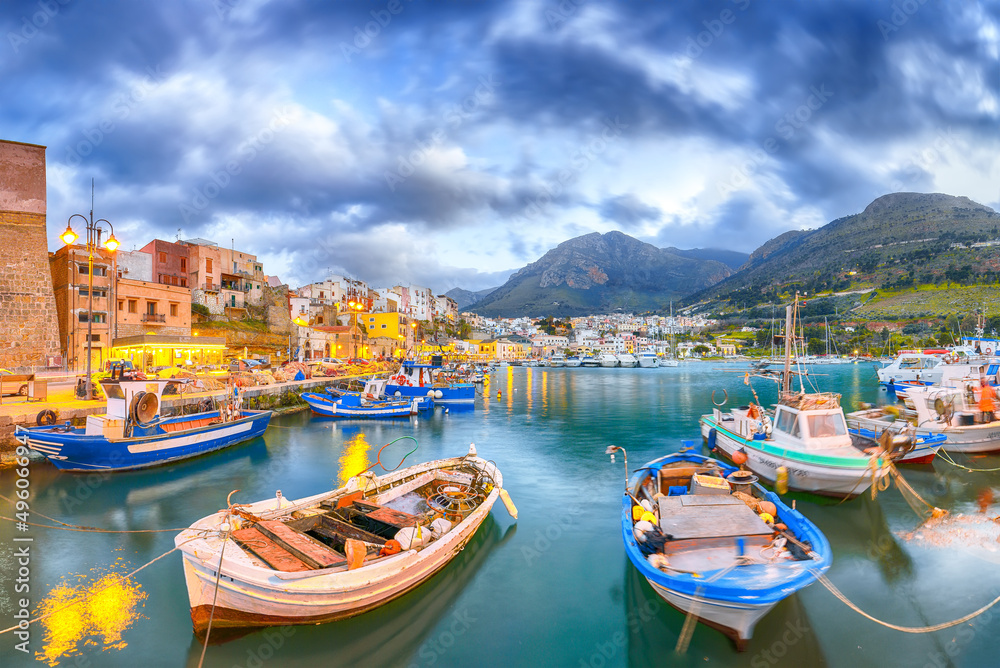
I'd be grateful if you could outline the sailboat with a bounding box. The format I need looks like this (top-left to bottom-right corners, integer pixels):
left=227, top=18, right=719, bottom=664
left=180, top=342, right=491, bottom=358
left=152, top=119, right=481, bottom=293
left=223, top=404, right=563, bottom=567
left=699, top=295, right=890, bottom=498
left=661, top=302, right=680, bottom=367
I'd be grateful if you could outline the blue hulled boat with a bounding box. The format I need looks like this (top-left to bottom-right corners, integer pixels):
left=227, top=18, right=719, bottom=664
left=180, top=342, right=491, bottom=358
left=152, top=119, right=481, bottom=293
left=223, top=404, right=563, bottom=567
left=384, top=361, right=476, bottom=404
left=302, top=391, right=420, bottom=418
left=325, top=376, right=434, bottom=412
left=15, top=375, right=270, bottom=472
left=615, top=448, right=830, bottom=650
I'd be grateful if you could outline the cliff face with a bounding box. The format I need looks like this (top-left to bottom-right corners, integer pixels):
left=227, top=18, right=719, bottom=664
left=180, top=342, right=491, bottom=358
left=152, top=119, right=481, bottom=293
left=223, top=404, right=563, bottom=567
left=470, top=231, right=733, bottom=317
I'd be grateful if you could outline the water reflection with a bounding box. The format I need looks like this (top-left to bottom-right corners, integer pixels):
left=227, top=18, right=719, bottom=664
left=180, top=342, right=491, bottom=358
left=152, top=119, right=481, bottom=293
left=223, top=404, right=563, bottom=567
left=336, top=429, right=371, bottom=485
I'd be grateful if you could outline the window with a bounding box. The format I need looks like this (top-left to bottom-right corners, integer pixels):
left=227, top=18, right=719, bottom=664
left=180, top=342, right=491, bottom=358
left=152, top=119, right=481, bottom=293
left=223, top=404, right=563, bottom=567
left=170, top=304, right=178, bottom=317
left=78, top=312, right=106, bottom=323
left=159, top=251, right=167, bottom=263
left=381, top=324, right=387, bottom=329
left=773, top=409, right=799, bottom=436
left=180, top=278, right=187, bottom=287
left=128, top=300, right=137, bottom=313
left=206, top=258, right=213, bottom=273
left=147, top=302, right=157, bottom=315
left=180, top=258, right=187, bottom=272
left=86, top=334, right=101, bottom=342
left=805, top=414, right=847, bottom=438
left=171, top=276, right=178, bottom=286
left=316, top=316, right=324, bottom=324
left=118, top=300, right=124, bottom=311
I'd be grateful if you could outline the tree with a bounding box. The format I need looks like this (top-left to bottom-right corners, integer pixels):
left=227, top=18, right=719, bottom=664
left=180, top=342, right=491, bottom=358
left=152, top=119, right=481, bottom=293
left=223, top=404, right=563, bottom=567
left=693, top=345, right=710, bottom=356
left=807, top=337, right=825, bottom=355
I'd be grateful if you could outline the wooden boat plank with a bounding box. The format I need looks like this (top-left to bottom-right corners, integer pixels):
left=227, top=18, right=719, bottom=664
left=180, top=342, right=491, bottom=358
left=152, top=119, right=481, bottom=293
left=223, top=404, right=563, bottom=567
left=231, top=527, right=312, bottom=572
left=354, top=500, right=418, bottom=528
left=256, top=520, right=346, bottom=569
left=658, top=497, right=773, bottom=540
left=320, top=514, right=388, bottom=545
left=679, top=495, right=744, bottom=507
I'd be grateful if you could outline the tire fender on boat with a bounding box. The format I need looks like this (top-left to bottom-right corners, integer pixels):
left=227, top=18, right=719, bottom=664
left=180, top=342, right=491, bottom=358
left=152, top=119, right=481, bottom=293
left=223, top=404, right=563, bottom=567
left=36, top=409, right=56, bottom=426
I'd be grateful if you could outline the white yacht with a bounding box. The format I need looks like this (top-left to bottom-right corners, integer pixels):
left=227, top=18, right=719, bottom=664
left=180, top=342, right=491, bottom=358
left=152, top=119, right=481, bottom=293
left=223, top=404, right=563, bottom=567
left=616, top=353, right=638, bottom=368
left=636, top=351, right=659, bottom=368
left=548, top=354, right=566, bottom=367
left=564, top=356, right=582, bottom=367
left=876, top=350, right=947, bottom=385
left=599, top=353, right=620, bottom=368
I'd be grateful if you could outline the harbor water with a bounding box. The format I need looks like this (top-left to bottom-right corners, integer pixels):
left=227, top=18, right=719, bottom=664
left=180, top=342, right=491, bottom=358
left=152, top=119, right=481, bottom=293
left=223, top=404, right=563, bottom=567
left=2, top=362, right=999, bottom=667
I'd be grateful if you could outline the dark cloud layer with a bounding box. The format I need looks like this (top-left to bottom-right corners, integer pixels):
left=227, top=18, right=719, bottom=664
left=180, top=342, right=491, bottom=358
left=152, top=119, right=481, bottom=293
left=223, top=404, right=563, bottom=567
left=2, top=0, right=997, bottom=290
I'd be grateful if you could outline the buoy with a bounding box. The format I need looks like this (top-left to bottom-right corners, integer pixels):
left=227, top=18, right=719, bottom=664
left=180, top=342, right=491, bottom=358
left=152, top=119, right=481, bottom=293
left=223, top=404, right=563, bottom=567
left=758, top=512, right=775, bottom=525
left=733, top=449, right=748, bottom=466
left=499, top=488, right=518, bottom=518
left=497, top=390, right=502, bottom=399
left=632, top=505, right=645, bottom=521
left=775, top=466, right=789, bottom=495
left=640, top=511, right=657, bottom=524
left=758, top=501, right=777, bottom=517
left=379, top=539, right=402, bottom=557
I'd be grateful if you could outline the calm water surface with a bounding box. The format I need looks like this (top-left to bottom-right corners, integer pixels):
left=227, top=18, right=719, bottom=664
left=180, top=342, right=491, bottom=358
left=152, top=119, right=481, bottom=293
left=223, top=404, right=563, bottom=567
left=2, top=362, right=999, bottom=667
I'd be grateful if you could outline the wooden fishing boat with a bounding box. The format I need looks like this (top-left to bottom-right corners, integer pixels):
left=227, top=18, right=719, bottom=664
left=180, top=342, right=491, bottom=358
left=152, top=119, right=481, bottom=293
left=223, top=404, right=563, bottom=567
left=385, top=361, right=476, bottom=404
left=616, top=449, right=830, bottom=650
left=301, top=391, right=419, bottom=418
left=175, top=446, right=515, bottom=633
left=845, top=425, right=945, bottom=465
left=15, top=372, right=270, bottom=472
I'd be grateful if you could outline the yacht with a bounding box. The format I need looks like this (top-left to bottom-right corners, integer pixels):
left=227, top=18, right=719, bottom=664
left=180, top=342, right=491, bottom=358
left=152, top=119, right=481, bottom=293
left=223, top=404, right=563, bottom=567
left=599, top=353, right=620, bottom=368
left=564, top=356, right=582, bottom=367
left=548, top=354, right=566, bottom=367
left=580, top=355, right=600, bottom=367
left=637, top=351, right=659, bottom=368
left=616, top=353, right=638, bottom=368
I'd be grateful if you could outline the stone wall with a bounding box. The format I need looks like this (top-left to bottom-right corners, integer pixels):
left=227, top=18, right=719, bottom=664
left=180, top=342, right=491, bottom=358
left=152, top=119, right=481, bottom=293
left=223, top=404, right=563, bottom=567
left=0, top=140, right=60, bottom=371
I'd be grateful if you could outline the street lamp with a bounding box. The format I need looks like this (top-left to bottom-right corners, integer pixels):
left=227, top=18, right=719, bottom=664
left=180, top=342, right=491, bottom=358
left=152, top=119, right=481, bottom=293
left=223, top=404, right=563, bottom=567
left=347, top=300, right=365, bottom=359
left=61, top=212, right=119, bottom=400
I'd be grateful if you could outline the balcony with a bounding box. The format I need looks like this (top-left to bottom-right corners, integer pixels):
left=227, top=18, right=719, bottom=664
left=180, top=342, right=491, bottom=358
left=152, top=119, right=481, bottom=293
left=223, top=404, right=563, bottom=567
left=141, top=313, right=166, bottom=323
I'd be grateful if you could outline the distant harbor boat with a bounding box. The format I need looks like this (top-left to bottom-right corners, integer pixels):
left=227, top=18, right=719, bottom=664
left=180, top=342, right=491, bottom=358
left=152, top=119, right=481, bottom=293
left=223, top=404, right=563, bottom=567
left=637, top=351, right=659, bottom=368
left=385, top=361, right=476, bottom=404
left=616, top=353, right=638, bottom=368
left=599, top=353, right=619, bottom=368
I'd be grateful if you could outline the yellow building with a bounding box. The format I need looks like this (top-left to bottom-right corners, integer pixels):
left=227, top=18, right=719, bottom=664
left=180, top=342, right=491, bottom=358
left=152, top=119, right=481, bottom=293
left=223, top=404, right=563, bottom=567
left=111, top=334, right=226, bottom=371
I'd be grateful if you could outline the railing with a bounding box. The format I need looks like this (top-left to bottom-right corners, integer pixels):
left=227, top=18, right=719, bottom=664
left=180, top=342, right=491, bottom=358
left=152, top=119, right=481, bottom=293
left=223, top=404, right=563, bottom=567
left=141, top=313, right=166, bottom=323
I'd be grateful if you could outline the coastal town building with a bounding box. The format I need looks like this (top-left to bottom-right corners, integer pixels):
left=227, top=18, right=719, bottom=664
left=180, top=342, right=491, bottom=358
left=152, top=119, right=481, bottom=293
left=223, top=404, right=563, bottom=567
left=1, top=139, right=61, bottom=370
left=115, top=277, right=192, bottom=338
left=117, top=248, right=153, bottom=282
left=49, top=243, right=115, bottom=371
left=141, top=239, right=189, bottom=288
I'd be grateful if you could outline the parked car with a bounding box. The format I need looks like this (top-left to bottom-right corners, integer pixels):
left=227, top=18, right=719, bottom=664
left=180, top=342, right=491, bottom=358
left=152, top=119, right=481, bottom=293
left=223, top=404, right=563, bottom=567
left=228, top=359, right=264, bottom=372
left=319, top=357, right=345, bottom=365
left=101, top=359, right=134, bottom=373
left=0, top=369, right=28, bottom=397
left=347, top=358, right=370, bottom=365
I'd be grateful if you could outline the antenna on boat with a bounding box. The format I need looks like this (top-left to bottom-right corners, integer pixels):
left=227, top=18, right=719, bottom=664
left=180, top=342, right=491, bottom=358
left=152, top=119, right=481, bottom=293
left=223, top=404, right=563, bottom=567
left=606, top=445, right=628, bottom=489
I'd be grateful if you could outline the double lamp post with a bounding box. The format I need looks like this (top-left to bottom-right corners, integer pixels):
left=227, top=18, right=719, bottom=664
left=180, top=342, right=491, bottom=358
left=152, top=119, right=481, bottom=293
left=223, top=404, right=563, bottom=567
left=60, top=212, right=119, bottom=400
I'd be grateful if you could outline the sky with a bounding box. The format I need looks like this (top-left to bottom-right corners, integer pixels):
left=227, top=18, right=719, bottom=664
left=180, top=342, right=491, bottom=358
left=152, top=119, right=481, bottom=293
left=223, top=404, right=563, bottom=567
left=3, top=0, right=998, bottom=293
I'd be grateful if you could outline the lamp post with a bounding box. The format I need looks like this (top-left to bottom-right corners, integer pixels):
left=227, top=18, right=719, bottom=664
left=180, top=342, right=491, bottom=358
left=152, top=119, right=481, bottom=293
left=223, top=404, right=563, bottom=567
left=60, top=212, right=119, bottom=400
left=347, top=300, right=365, bottom=359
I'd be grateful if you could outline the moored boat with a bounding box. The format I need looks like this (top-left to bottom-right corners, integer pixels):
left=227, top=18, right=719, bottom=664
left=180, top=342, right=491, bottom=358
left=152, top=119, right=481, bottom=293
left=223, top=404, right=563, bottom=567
left=175, top=446, right=515, bottom=633
left=385, top=361, right=476, bottom=404
left=580, top=355, right=600, bottom=367
left=548, top=354, right=567, bottom=367
left=15, top=372, right=271, bottom=472
left=637, top=351, right=659, bottom=368
left=599, top=353, right=620, bottom=368
left=564, top=356, right=582, bottom=367
left=325, top=376, right=433, bottom=412
left=302, top=392, right=421, bottom=418
left=616, top=353, right=639, bottom=368
left=615, top=448, right=830, bottom=650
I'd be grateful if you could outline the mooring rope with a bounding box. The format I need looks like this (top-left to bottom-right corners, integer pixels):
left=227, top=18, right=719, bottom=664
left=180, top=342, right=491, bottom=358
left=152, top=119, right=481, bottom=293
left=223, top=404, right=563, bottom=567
left=812, top=571, right=1000, bottom=633
left=0, top=493, right=191, bottom=533
left=197, top=515, right=233, bottom=668
left=936, top=449, right=1000, bottom=473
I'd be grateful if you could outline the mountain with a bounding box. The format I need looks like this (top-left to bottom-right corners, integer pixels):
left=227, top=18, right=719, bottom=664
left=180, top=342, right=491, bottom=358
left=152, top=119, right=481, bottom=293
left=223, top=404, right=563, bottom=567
left=667, top=247, right=750, bottom=271
left=692, top=192, right=1000, bottom=306
left=445, top=286, right=499, bottom=311
left=469, top=231, right=734, bottom=317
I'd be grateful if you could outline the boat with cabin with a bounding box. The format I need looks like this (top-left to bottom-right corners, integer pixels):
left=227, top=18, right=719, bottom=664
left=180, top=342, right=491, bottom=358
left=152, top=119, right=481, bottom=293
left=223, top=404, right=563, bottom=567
left=875, top=349, right=948, bottom=386
left=385, top=359, right=476, bottom=404
left=325, top=376, right=434, bottom=412
left=699, top=296, right=890, bottom=498
left=564, top=356, right=582, bottom=367
left=175, top=445, right=515, bottom=633
left=548, top=354, right=567, bottom=367
left=16, top=370, right=271, bottom=472
left=615, top=448, right=830, bottom=650
left=599, top=353, right=620, bottom=368
left=580, top=355, right=600, bottom=367
left=302, top=392, right=422, bottom=418
left=616, top=353, right=639, bottom=368
left=637, top=351, right=659, bottom=368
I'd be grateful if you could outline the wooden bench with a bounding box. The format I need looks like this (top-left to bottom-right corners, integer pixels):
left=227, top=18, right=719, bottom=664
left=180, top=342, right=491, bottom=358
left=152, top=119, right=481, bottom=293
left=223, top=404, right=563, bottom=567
left=232, top=526, right=312, bottom=572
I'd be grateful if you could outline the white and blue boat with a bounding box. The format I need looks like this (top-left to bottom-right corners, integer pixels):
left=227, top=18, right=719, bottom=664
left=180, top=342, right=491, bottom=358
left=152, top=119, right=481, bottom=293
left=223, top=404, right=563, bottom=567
left=325, top=376, right=434, bottom=412
left=15, top=375, right=270, bottom=472
left=614, top=448, right=830, bottom=650
left=302, top=391, right=420, bottom=418
left=385, top=361, right=476, bottom=404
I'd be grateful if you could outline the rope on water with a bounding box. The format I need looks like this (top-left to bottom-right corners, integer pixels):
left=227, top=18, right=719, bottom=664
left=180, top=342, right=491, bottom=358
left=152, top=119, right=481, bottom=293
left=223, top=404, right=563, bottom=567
left=812, top=571, right=1000, bottom=633
left=936, top=449, right=1000, bottom=473
left=0, top=493, right=191, bottom=533
left=197, top=513, right=233, bottom=668
left=675, top=556, right=753, bottom=654
left=0, top=537, right=202, bottom=635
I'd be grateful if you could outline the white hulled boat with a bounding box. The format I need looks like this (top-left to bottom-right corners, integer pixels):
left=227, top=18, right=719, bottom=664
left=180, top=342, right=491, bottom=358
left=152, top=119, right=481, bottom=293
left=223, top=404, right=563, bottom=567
left=616, top=353, right=639, bottom=368
left=637, top=351, right=659, bottom=368
left=599, top=353, right=620, bottom=368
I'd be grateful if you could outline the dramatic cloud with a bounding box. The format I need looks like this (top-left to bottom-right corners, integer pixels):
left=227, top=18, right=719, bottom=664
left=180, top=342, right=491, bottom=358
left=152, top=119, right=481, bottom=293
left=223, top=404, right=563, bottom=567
left=3, top=0, right=997, bottom=291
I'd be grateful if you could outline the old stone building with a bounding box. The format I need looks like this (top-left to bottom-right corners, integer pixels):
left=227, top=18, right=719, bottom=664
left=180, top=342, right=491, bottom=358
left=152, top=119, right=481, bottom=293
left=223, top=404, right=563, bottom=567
left=0, top=140, right=60, bottom=370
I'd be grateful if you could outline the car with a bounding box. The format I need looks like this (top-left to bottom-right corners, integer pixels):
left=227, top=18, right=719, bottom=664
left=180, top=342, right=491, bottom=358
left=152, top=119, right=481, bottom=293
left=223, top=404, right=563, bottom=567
left=228, top=359, right=264, bottom=372
left=347, top=358, right=370, bottom=365
left=0, top=369, right=28, bottom=397
left=318, top=358, right=345, bottom=365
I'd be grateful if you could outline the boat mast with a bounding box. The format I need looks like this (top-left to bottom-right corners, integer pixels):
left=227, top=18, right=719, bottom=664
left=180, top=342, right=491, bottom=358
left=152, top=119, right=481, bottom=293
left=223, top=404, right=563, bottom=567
left=782, top=296, right=795, bottom=394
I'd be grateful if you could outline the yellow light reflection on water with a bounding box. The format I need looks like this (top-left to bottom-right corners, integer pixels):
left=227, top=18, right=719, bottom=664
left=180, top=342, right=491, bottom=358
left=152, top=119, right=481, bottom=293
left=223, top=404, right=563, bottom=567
left=542, top=371, right=548, bottom=411
left=36, top=565, right=147, bottom=666
left=507, top=367, right=514, bottom=410
left=338, top=431, right=372, bottom=485
left=526, top=367, right=533, bottom=412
